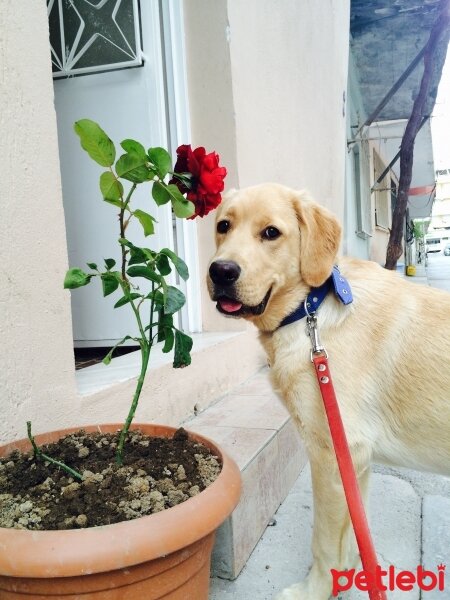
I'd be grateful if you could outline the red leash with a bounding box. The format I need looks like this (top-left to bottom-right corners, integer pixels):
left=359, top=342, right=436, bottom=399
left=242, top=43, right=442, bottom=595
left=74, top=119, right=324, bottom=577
left=307, top=314, right=387, bottom=600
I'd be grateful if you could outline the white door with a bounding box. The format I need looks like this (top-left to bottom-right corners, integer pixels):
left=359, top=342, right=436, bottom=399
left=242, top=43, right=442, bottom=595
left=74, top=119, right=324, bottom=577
left=52, top=1, right=198, bottom=346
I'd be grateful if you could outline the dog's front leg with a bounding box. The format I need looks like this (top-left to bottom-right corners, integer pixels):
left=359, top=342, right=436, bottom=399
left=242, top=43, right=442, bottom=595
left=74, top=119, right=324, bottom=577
left=275, top=448, right=371, bottom=600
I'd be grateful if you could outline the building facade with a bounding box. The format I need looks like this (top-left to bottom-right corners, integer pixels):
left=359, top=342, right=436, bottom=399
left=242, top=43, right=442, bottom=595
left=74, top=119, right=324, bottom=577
left=1, top=0, right=442, bottom=442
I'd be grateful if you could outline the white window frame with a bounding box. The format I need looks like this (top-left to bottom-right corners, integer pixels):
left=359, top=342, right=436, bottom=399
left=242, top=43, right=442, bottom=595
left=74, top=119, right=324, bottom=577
left=53, top=0, right=200, bottom=346
left=160, top=0, right=202, bottom=333
left=353, top=143, right=372, bottom=239
left=373, top=149, right=392, bottom=231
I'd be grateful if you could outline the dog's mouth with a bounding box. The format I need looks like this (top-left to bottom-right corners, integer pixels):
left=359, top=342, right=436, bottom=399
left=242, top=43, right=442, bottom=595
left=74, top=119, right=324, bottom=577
left=215, top=288, right=272, bottom=317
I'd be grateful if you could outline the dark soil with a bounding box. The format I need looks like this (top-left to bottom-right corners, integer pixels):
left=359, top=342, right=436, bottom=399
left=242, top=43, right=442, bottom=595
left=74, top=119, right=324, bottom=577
left=0, top=428, right=221, bottom=531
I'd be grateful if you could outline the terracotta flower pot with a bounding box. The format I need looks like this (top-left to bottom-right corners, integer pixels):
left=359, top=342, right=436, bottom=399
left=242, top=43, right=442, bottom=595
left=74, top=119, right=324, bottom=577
left=0, top=423, right=241, bottom=599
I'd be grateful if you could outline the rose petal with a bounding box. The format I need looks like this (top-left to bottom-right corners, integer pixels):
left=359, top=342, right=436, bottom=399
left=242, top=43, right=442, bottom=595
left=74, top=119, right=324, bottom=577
left=173, top=145, right=190, bottom=173
left=202, top=152, right=220, bottom=171
left=199, top=169, right=226, bottom=194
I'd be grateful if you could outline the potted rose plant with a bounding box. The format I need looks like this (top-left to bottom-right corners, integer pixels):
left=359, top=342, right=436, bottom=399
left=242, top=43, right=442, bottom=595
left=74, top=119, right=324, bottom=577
left=0, top=120, right=241, bottom=599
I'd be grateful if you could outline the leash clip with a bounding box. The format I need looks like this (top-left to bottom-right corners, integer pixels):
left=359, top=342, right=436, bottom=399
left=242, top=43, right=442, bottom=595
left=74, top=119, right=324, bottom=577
left=304, top=301, right=328, bottom=361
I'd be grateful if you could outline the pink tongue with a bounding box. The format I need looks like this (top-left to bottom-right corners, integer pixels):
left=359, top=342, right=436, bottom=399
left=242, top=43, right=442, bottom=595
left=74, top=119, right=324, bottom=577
left=219, top=299, right=243, bottom=313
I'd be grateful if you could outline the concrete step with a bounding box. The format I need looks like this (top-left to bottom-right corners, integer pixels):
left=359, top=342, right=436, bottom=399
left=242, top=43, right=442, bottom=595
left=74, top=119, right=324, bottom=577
left=184, top=367, right=307, bottom=579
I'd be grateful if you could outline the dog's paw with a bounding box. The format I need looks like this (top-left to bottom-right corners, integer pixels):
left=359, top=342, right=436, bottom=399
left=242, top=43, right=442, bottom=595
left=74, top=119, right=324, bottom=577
left=274, top=582, right=317, bottom=600
left=274, top=579, right=331, bottom=600
left=274, top=583, right=303, bottom=600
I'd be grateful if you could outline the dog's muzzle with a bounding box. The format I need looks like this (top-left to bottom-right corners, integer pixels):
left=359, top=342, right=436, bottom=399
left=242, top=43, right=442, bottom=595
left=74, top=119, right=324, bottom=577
left=209, top=260, right=272, bottom=317
left=209, top=260, right=243, bottom=314
left=209, top=260, right=241, bottom=287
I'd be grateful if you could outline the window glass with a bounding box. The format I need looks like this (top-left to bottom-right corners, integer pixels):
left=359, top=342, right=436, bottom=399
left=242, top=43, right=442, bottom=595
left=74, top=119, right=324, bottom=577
left=48, top=0, right=142, bottom=78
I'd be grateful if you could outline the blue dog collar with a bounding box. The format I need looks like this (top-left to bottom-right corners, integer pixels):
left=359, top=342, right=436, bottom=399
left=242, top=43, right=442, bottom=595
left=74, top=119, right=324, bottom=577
left=278, top=266, right=353, bottom=329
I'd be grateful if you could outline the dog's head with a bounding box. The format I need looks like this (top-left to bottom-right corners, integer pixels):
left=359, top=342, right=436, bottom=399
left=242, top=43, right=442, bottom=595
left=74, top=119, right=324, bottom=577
left=207, top=183, right=342, bottom=330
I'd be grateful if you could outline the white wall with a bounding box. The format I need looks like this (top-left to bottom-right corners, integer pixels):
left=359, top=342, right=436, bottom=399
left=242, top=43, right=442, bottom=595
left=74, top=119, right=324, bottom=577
left=183, top=0, right=244, bottom=333
left=227, top=0, right=351, bottom=222
left=0, top=1, right=263, bottom=443
left=184, top=0, right=351, bottom=330
left=345, top=52, right=371, bottom=259
left=0, top=1, right=80, bottom=443
left=1, top=0, right=352, bottom=443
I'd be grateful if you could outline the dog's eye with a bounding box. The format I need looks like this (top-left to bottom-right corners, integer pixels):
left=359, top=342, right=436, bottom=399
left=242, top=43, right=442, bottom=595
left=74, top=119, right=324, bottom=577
left=262, top=226, right=281, bottom=240
left=217, top=220, right=231, bottom=234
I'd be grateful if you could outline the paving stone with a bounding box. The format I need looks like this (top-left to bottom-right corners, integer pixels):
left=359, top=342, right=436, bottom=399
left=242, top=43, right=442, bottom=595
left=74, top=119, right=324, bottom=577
left=210, top=469, right=422, bottom=600
left=210, top=467, right=313, bottom=600
left=421, top=495, right=450, bottom=600
left=346, top=473, right=421, bottom=600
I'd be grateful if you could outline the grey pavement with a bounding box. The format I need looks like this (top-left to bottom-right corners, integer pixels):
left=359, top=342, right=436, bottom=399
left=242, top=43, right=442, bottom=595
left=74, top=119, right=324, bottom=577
left=211, top=466, right=449, bottom=600
left=426, top=253, right=450, bottom=293
left=210, top=256, right=450, bottom=600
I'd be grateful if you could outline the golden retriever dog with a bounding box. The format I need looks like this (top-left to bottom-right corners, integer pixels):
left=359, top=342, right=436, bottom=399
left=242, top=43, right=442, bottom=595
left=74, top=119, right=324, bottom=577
left=207, top=183, right=450, bottom=600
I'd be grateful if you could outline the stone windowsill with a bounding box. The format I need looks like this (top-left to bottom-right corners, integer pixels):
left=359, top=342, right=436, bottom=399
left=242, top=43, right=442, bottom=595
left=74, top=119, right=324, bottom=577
left=75, top=331, right=247, bottom=397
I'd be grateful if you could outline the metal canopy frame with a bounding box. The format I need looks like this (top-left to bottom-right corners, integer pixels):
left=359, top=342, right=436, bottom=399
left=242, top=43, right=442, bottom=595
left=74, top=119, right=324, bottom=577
left=349, top=43, right=428, bottom=148
left=370, top=116, right=430, bottom=192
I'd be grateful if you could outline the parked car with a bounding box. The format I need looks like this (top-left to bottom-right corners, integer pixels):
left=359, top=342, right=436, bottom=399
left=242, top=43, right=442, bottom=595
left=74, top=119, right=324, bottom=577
left=426, top=236, right=442, bottom=253
left=444, top=243, right=450, bottom=256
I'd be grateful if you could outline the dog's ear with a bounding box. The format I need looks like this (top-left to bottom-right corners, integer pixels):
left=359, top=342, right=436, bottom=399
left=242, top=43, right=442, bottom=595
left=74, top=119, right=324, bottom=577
left=292, top=193, right=342, bottom=287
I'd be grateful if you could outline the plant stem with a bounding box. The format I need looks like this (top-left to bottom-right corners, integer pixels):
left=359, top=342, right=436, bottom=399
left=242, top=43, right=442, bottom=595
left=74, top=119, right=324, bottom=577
left=27, top=422, right=83, bottom=481
left=120, top=280, right=148, bottom=343
left=149, top=282, right=156, bottom=345
left=115, top=346, right=151, bottom=464
left=129, top=300, right=148, bottom=341
left=119, top=183, right=137, bottom=279
left=114, top=181, right=151, bottom=465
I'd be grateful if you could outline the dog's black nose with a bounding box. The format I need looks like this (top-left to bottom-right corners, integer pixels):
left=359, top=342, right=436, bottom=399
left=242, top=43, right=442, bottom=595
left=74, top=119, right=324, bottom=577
left=209, top=260, right=241, bottom=286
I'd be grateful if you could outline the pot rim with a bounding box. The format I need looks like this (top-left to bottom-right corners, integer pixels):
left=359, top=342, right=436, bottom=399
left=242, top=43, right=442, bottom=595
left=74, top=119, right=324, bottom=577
left=0, top=423, right=241, bottom=578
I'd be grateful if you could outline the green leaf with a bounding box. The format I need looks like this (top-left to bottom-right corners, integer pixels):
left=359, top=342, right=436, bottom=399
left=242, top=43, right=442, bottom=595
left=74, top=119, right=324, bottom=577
left=147, top=289, right=165, bottom=309
left=103, top=197, right=123, bottom=208
left=127, top=265, right=162, bottom=284
left=102, top=335, right=134, bottom=365
left=156, top=253, right=171, bottom=276
left=144, top=246, right=156, bottom=257
left=172, top=197, right=195, bottom=219
left=114, top=293, right=142, bottom=309
left=120, top=139, right=146, bottom=158
left=157, top=312, right=173, bottom=341
left=64, top=268, right=92, bottom=289
left=120, top=238, right=149, bottom=265
left=162, top=329, right=175, bottom=353
left=156, top=183, right=195, bottom=219
left=148, top=147, right=172, bottom=179
left=165, top=183, right=186, bottom=203
left=173, top=330, right=193, bottom=368
left=115, top=152, right=150, bottom=183
left=99, top=171, right=124, bottom=207
left=87, top=262, right=98, bottom=270
left=164, top=286, right=186, bottom=314
left=152, top=181, right=171, bottom=206
left=160, top=248, right=189, bottom=281
left=104, top=258, right=116, bottom=270
left=134, top=209, right=155, bottom=237
left=74, top=119, right=115, bottom=167
left=128, top=246, right=148, bottom=266
left=126, top=246, right=154, bottom=266
left=101, top=272, right=120, bottom=297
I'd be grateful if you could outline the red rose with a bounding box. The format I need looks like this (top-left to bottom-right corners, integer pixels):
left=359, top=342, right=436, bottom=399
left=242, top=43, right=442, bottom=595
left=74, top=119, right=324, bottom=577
left=171, top=145, right=227, bottom=218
